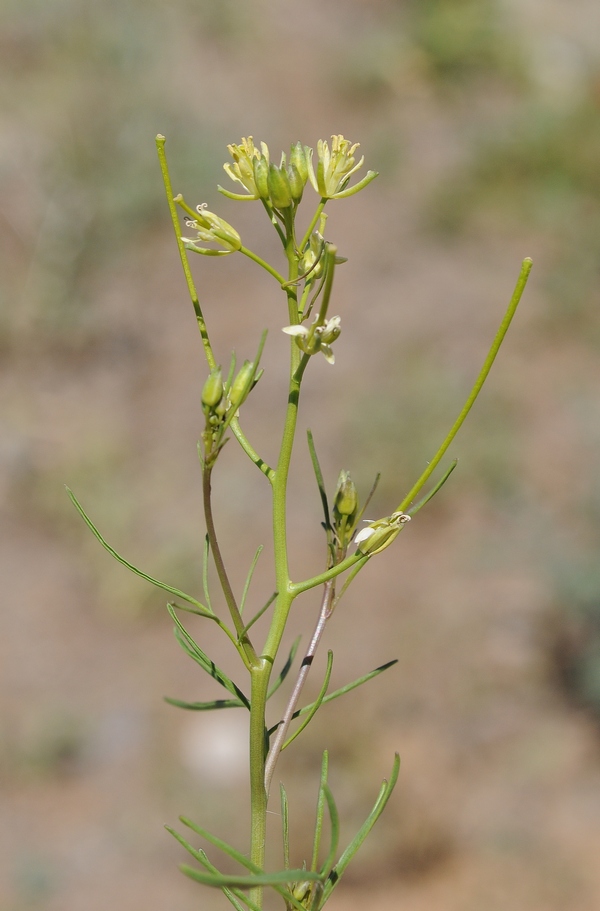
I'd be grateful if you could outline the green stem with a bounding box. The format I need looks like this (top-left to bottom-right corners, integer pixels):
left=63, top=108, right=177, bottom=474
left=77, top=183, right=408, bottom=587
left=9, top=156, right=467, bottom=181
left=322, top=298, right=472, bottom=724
left=249, top=662, right=270, bottom=908
left=397, top=257, right=532, bottom=512
left=299, top=199, right=327, bottom=253
left=202, top=464, right=259, bottom=669
left=230, top=417, right=274, bottom=481
left=240, top=246, right=287, bottom=286
left=155, top=136, right=216, bottom=370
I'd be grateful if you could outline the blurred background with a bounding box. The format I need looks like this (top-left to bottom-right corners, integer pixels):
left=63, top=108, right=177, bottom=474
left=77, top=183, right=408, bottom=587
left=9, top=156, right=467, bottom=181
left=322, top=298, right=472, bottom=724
left=2, top=1, right=600, bottom=909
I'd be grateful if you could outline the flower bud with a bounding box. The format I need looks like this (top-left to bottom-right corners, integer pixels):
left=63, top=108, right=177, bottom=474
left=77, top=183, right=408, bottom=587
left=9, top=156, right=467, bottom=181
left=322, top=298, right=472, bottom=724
left=289, top=141, right=310, bottom=184
left=287, top=164, right=305, bottom=203
left=229, top=360, right=255, bottom=408
left=201, top=368, right=224, bottom=412
left=253, top=156, right=270, bottom=200
left=333, top=470, right=358, bottom=522
left=267, top=163, right=292, bottom=209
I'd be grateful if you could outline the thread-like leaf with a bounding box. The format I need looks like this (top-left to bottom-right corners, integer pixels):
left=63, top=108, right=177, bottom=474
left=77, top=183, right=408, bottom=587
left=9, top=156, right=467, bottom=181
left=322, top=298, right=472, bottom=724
left=180, top=865, right=323, bottom=889
left=240, top=545, right=264, bottom=615
left=406, top=459, right=458, bottom=517
left=307, top=429, right=332, bottom=538
left=311, top=752, right=329, bottom=873
left=240, top=591, right=277, bottom=640
left=268, top=636, right=301, bottom=700
left=269, top=659, right=397, bottom=736
left=202, top=534, right=213, bottom=614
left=319, top=784, right=340, bottom=878
left=320, top=753, right=401, bottom=905
left=168, top=604, right=250, bottom=709
left=164, top=695, right=244, bottom=711
left=280, top=783, right=290, bottom=871
left=166, top=826, right=260, bottom=911
left=67, top=488, right=210, bottom=612
left=281, top=650, right=333, bottom=750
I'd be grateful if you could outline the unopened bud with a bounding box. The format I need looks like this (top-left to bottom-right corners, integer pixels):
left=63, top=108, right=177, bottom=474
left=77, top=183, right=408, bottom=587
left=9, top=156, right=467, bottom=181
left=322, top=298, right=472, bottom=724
left=287, top=164, right=305, bottom=203
left=289, top=141, right=310, bottom=184
left=229, top=360, right=255, bottom=408
left=267, top=163, right=292, bottom=209
left=253, top=156, right=270, bottom=200
left=333, top=470, right=358, bottom=522
left=201, top=368, right=224, bottom=412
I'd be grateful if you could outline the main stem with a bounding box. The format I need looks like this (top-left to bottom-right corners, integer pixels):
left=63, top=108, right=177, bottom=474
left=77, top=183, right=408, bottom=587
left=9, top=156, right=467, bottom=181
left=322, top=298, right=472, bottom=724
left=249, top=214, right=302, bottom=907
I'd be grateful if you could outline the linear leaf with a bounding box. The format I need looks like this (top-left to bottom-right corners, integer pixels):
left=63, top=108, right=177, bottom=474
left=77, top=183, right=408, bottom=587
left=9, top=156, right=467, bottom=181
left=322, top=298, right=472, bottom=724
left=282, top=651, right=333, bottom=751
left=269, top=659, right=397, bottom=736
left=164, top=696, right=244, bottom=711
left=179, top=816, right=315, bottom=910
left=268, top=636, right=301, bottom=700
left=320, top=753, right=401, bottom=905
left=319, top=784, right=340, bottom=878
left=166, top=826, right=259, bottom=911
left=168, top=605, right=250, bottom=709
left=307, top=430, right=332, bottom=536
left=311, top=751, right=329, bottom=873
left=406, top=459, right=458, bottom=516
left=202, top=534, right=213, bottom=614
left=67, top=488, right=209, bottom=612
left=240, top=591, right=277, bottom=640
left=180, top=865, right=324, bottom=889
left=240, top=545, right=264, bottom=615
left=280, top=783, right=290, bottom=870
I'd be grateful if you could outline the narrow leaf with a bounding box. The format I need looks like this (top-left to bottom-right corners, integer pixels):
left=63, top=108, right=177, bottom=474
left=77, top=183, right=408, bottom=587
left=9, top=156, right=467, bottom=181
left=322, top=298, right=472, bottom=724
left=168, top=604, right=250, bottom=709
left=406, top=459, right=458, bottom=517
left=282, top=650, right=333, bottom=750
left=321, top=753, right=401, bottom=903
left=166, top=826, right=259, bottom=911
left=307, top=430, right=332, bottom=537
left=178, top=815, right=317, bottom=910
left=164, top=695, right=244, bottom=711
left=67, top=488, right=209, bottom=612
left=267, top=636, right=301, bottom=700
left=240, top=591, right=277, bottom=639
left=269, top=659, right=397, bottom=736
left=319, top=784, right=340, bottom=878
left=202, top=534, right=213, bottom=614
left=280, top=782, right=290, bottom=871
left=180, top=865, right=323, bottom=889
left=240, top=546, right=264, bottom=615
left=311, top=751, right=329, bottom=872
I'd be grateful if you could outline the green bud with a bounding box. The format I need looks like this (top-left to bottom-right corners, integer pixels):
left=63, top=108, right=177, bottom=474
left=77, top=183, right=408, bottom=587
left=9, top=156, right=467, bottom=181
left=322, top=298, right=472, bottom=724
left=287, top=163, right=305, bottom=202
left=229, top=359, right=255, bottom=408
left=267, top=163, right=292, bottom=209
left=201, top=368, right=224, bottom=412
left=253, top=156, right=270, bottom=200
left=333, top=470, right=358, bottom=522
left=289, top=141, right=310, bottom=184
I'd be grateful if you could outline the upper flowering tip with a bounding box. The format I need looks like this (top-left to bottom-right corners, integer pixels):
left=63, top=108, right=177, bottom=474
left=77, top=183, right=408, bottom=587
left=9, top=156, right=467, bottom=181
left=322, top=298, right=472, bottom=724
left=307, top=134, right=377, bottom=199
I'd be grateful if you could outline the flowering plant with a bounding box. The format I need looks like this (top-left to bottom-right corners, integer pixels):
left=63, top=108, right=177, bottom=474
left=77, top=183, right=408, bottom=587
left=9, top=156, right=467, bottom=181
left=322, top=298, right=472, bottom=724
left=69, top=133, right=531, bottom=910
